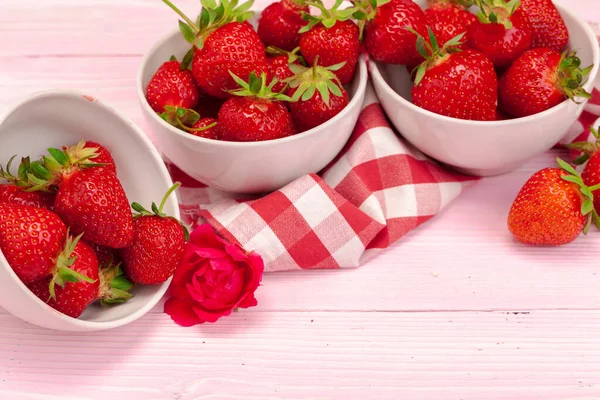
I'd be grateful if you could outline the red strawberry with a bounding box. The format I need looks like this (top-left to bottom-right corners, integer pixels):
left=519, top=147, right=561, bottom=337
left=466, top=0, right=532, bottom=68
left=359, top=0, right=429, bottom=65
left=286, top=61, right=350, bottom=132
left=0, top=203, right=67, bottom=283
left=519, top=0, right=568, bottom=52
left=146, top=58, right=199, bottom=113
left=63, top=140, right=117, bottom=174
left=163, top=0, right=268, bottom=99
left=159, top=106, right=221, bottom=139
left=195, top=91, right=226, bottom=119
left=299, top=0, right=360, bottom=84
left=28, top=236, right=100, bottom=318
left=188, top=118, right=220, bottom=139
left=89, top=243, right=120, bottom=269
left=424, top=0, right=475, bottom=51
left=257, top=0, right=309, bottom=51
left=566, top=127, right=600, bottom=213
left=266, top=46, right=305, bottom=93
left=498, top=48, right=592, bottom=118
left=120, top=184, right=187, bottom=285
left=6, top=147, right=134, bottom=248
left=218, top=72, right=297, bottom=142
left=0, top=184, right=55, bottom=209
left=507, top=158, right=599, bottom=246
left=411, top=30, right=498, bottom=121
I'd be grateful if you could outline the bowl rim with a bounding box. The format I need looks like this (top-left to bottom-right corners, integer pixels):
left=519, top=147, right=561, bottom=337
left=0, top=89, right=176, bottom=330
left=369, top=2, right=600, bottom=126
left=135, top=27, right=369, bottom=148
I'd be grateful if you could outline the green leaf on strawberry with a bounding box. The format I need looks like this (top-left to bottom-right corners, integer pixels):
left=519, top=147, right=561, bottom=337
left=299, top=0, right=358, bottom=34
left=228, top=71, right=295, bottom=101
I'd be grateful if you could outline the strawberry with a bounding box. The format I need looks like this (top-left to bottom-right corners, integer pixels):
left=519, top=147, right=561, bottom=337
left=120, top=184, right=187, bottom=285
left=64, top=141, right=117, bottom=174
left=28, top=236, right=100, bottom=318
left=410, top=30, right=498, bottom=121
left=257, top=0, right=309, bottom=51
left=0, top=183, right=55, bottom=209
left=424, top=0, right=475, bottom=51
left=195, top=90, right=226, bottom=119
left=466, top=0, right=532, bottom=68
left=519, top=0, right=568, bottom=52
left=566, top=127, right=600, bottom=213
left=266, top=46, right=305, bottom=93
left=507, top=158, right=600, bottom=246
left=286, top=60, right=349, bottom=132
left=145, top=58, right=199, bottom=113
left=218, top=72, right=297, bottom=141
left=160, top=106, right=221, bottom=139
left=163, top=0, right=268, bottom=99
left=298, top=0, right=360, bottom=84
left=498, top=48, right=592, bottom=118
left=4, top=145, right=134, bottom=248
left=89, top=243, right=120, bottom=269
left=0, top=203, right=67, bottom=283
left=358, top=0, right=429, bottom=65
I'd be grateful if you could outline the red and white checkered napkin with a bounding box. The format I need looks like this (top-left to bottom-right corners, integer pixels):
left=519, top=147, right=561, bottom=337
left=168, top=34, right=600, bottom=272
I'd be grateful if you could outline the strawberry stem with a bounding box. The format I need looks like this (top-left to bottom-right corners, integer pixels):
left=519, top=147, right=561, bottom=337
left=159, top=182, right=181, bottom=214
left=162, top=0, right=199, bottom=32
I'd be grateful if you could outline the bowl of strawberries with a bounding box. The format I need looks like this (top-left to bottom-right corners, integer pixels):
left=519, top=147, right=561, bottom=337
left=368, top=0, right=600, bottom=176
left=136, top=0, right=368, bottom=194
left=0, top=90, right=186, bottom=331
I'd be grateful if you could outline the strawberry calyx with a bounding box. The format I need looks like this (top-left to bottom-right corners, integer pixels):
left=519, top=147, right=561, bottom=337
left=228, top=71, right=295, bottom=100
left=556, top=157, right=600, bottom=233
left=160, top=106, right=218, bottom=133
left=475, top=0, right=520, bottom=29
left=351, top=0, right=391, bottom=39
left=266, top=46, right=306, bottom=66
left=98, top=264, right=134, bottom=305
left=162, top=0, right=254, bottom=68
left=299, top=0, right=358, bottom=34
left=428, top=0, right=474, bottom=8
left=0, top=141, right=106, bottom=192
left=556, top=50, right=593, bottom=104
left=285, top=56, right=346, bottom=107
left=566, top=126, right=600, bottom=165
left=49, top=232, right=95, bottom=301
left=131, top=182, right=190, bottom=241
left=408, top=27, right=465, bottom=86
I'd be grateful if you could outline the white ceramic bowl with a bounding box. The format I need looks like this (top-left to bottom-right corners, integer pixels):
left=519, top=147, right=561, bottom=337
left=137, top=20, right=368, bottom=194
left=0, top=90, right=179, bottom=332
left=370, top=0, right=600, bottom=176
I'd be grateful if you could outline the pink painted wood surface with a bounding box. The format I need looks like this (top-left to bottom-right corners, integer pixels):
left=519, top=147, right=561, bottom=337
left=1, top=0, right=600, bottom=398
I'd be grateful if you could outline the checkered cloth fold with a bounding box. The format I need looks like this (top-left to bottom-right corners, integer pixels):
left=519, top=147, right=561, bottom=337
left=168, top=28, right=600, bottom=272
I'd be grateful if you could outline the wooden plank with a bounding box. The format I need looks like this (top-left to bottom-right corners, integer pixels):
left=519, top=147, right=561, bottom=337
left=1, top=310, right=600, bottom=399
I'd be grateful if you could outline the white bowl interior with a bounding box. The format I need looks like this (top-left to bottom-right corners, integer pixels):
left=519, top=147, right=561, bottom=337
left=0, top=91, right=178, bottom=330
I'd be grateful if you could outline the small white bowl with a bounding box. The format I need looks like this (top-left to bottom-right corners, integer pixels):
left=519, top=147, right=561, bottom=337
left=370, top=0, right=600, bottom=176
left=0, top=90, right=179, bottom=332
left=136, top=21, right=368, bottom=194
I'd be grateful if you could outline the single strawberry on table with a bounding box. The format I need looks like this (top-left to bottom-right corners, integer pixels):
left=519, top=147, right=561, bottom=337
left=120, top=184, right=187, bottom=285
left=3, top=143, right=134, bottom=248
left=498, top=48, right=592, bottom=118
left=357, top=0, right=429, bottom=65
left=410, top=29, right=498, bottom=121
left=146, top=56, right=200, bottom=113
left=218, top=71, right=297, bottom=141
left=424, top=0, right=475, bottom=51
left=519, top=0, right=568, bottom=52
left=298, top=0, right=360, bottom=84
left=257, top=0, right=309, bottom=51
left=507, top=158, right=600, bottom=246
left=162, top=0, right=268, bottom=99
left=27, top=235, right=100, bottom=318
left=160, top=105, right=221, bottom=140
left=466, top=0, right=532, bottom=68
left=266, top=46, right=305, bottom=93
left=285, top=59, right=350, bottom=132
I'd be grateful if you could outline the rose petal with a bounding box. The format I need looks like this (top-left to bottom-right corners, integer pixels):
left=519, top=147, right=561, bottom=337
left=164, top=298, right=202, bottom=327
left=195, top=247, right=228, bottom=259
left=186, top=282, right=205, bottom=302
left=209, top=256, right=237, bottom=273
left=172, top=254, right=204, bottom=285
left=200, top=297, right=228, bottom=311
left=170, top=284, right=192, bottom=301
left=192, top=305, right=232, bottom=323
left=225, top=243, right=248, bottom=262
left=236, top=293, right=258, bottom=309
left=212, top=268, right=245, bottom=305
left=190, top=224, right=226, bottom=250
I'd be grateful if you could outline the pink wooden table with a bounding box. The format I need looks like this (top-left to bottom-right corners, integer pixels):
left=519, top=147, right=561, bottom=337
left=1, top=1, right=600, bottom=398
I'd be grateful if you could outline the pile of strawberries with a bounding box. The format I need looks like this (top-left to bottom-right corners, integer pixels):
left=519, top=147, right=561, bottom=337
left=146, top=0, right=359, bottom=142
left=367, top=0, right=593, bottom=121
left=0, top=142, right=187, bottom=318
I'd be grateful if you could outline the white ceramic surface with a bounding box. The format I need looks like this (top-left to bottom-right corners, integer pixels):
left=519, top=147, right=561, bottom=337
left=137, top=20, right=368, bottom=194
left=0, top=91, right=179, bottom=332
left=370, top=0, right=600, bottom=176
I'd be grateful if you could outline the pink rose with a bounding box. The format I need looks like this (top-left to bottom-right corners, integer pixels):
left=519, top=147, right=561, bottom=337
left=164, top=223, right=264, bottom=326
